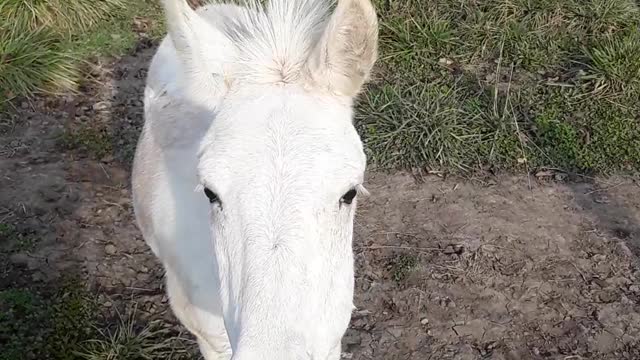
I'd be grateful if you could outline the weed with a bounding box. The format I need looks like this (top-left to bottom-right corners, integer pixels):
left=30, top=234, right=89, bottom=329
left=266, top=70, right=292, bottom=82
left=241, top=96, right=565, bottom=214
left=0, top=222, right=37, bottom=252
left=58, top=125, right=114, bottom=160
left=391, top=255, right=419, bottom=282
left=0, top=223, right=16, bottom=240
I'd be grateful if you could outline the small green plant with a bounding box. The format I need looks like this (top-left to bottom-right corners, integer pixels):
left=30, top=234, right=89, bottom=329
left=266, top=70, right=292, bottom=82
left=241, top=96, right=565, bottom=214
left=533, top=106, right=581, bottom=169
left=391, top=255, right=418, bottom=282
left=59, top=125, right=114, bottom=159
left=0, top=223, right=16, bottom=239
left=0, top=222, right=37, bottom=251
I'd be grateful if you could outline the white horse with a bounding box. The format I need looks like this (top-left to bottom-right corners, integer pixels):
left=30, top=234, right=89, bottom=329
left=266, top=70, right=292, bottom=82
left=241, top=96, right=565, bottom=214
left=131, top=0, right=378, bottom=358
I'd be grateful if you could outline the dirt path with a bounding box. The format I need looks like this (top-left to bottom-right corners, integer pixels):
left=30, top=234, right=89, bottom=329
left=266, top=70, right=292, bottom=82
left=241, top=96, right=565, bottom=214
left=1, top=42, right=640, bottom=360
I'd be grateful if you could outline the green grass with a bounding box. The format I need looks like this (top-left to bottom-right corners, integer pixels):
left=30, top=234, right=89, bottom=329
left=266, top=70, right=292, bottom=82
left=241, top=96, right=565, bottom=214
left=0, top=282, right=196, bottom=360
left=358, top=0, right=640, bottom=174
left=3, top=0, right=638, bottom=173
left=0, top=0, right=126, bottom=34
left=0, top=27, right=79, bottom=98
left=63, top=1, right=166, bottom=59
left=0, top=282, right=98, bottom=360
left=0, top=0, right=163, bottom=101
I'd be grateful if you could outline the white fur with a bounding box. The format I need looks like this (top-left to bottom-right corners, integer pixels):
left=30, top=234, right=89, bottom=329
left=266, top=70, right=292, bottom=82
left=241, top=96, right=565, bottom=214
left=131, top=1, right=378, bottom=359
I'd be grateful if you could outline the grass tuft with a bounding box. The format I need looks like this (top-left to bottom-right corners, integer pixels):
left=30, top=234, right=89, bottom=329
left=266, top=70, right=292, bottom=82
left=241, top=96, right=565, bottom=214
left=0, top=0, right=161, bottom=101
left=0, top=28, right=79, bottom=98
left=581, top=27, right=640, bottom=90
left=76, top=305, right=196, bottom=360
left=0, top=0, right=127, bottom=35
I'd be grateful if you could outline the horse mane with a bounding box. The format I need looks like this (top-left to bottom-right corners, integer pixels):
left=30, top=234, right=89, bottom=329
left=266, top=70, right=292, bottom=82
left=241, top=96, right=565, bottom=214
left=162, top=0, right=376, bottom=95
left=222, top=0, right=334, bottom=84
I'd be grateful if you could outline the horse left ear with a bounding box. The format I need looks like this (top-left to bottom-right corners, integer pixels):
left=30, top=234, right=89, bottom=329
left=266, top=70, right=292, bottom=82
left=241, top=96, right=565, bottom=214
left=306, top=0, right=379, bottom=97
left=161, top=0, right=237, bottom=101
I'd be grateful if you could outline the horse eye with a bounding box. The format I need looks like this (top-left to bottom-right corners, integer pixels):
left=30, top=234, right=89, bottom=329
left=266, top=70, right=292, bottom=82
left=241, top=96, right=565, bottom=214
left=204, top=187, right=220, bottom=204
left=341, top=189, right=358, bottom=205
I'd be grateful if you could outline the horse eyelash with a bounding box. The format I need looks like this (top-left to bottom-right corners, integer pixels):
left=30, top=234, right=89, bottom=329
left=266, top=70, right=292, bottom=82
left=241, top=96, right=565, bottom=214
left=355, top=184, right=370, bottom=197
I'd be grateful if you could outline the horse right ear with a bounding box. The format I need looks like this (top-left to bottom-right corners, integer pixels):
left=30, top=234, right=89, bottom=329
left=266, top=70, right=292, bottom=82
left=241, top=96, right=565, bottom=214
left=306, top=0, right=379, bottom=97
left=161, top=0, right=237, bottom=102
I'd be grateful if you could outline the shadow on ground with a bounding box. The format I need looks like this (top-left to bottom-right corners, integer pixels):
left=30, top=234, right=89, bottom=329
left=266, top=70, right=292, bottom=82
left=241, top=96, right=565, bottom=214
left=0, top=35, right=199, bottom=358
left=568, top=179, right=640, bottom=259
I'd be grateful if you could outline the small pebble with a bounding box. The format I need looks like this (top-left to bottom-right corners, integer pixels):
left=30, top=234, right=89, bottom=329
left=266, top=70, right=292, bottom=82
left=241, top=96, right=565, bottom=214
left=39, top=187, right=62, bottom=202
left=388, top=327, right=403, bottom=338
left=31, top=272, right=45, bottom=282
left=66, top=191, right=80, bottom=202
left=9, top=253, right=30, bottom=265
left=93, top=101, right=111, bottom=111
left=105, top=244, right=117, bottom=255
left=554, top=173, right=568, bottom=181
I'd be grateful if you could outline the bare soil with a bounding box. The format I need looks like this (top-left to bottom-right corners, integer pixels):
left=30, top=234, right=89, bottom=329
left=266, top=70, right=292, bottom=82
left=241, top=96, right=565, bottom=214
left=1, top=40, right=640, bottom=360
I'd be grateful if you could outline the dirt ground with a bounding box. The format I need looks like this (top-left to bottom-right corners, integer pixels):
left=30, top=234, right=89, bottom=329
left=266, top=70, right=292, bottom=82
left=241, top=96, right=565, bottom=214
left=2, top=39, right=640, bottom=360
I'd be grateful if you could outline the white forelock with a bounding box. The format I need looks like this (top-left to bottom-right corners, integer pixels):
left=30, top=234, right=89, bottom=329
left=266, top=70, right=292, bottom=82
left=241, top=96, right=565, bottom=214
left=222, top=0, right=335, bottom=84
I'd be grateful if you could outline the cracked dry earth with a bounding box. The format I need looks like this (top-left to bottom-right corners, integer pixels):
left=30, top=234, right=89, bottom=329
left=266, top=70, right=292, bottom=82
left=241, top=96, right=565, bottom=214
left=2, top=40, right=640, bottom=360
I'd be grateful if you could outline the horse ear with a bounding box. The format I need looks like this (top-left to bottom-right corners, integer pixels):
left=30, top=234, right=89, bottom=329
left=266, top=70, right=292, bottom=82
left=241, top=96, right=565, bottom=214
left=161, top=0, right=236, bottom=98
left=307, top=0, right=379, bottom=97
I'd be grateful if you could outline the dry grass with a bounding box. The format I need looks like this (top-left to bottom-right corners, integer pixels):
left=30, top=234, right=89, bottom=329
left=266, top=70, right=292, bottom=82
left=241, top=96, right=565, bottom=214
left=75, top=305, right=197, bottom=360
left=0, top=0, right=126, bottom=35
